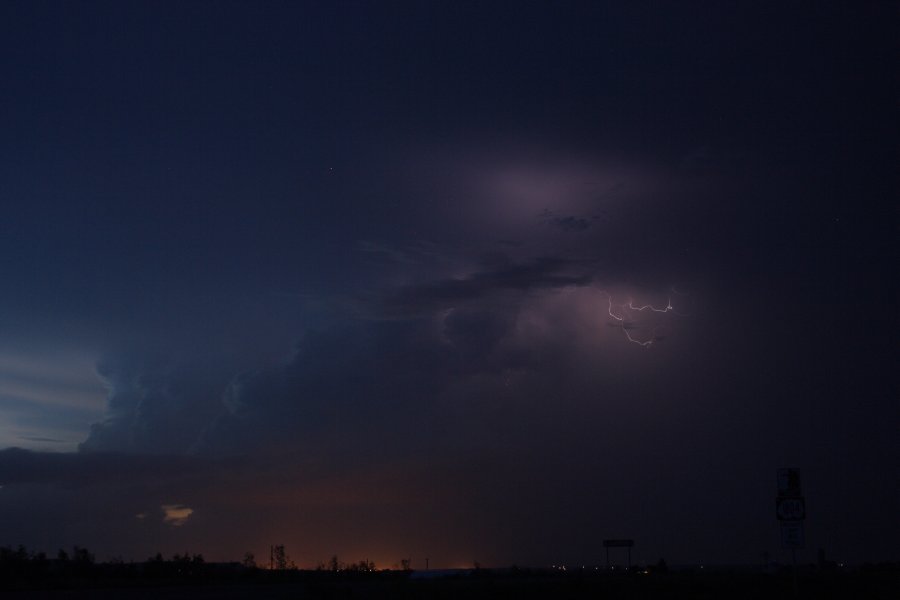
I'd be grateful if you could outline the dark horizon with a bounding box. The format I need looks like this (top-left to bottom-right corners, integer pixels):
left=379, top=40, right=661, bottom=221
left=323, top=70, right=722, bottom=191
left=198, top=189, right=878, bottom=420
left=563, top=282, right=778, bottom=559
left=4, top=547, right=897, bottom=600
left=0, top=1, right=897, bottom=570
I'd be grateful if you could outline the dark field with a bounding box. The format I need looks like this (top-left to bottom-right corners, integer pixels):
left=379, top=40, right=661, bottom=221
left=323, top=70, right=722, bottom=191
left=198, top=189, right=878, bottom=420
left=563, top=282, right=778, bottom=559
left=4, top=568, right=899, bottom=600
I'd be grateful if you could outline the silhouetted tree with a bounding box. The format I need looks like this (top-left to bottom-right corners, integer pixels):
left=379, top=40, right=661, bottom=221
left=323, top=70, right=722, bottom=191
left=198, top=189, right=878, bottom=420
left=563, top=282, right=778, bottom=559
left=272, top=545, right=294, bottom=570
left=0, top=547, right=56, bottom=581
left=51, top=546, right=94, bottom=577
left=329, top=554, right=341, bottom=572
left=242, top=551, right=256, bottom=569
left=172, top=552, right=190, bottom=575
left=72, top=546, right=94, bottom=565
left=8, top=545, right=29, bottom=562
left=348, top=559, right=375, bottom=572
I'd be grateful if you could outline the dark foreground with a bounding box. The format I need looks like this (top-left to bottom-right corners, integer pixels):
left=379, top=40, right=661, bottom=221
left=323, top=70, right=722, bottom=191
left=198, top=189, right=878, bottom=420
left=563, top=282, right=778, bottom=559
left=4, top=567, right=899, bottom=600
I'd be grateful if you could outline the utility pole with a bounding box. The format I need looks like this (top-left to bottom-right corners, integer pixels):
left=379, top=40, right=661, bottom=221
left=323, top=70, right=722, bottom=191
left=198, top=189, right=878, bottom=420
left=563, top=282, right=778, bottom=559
left=791, top=549, right=799, bottom=597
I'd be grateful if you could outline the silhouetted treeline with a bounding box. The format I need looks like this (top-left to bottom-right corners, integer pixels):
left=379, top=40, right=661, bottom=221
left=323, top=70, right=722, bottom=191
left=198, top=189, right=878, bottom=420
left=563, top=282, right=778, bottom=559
left=2, top=545, right=899, bottom=598
left=1, top=545, right=98, bottom=583
left=0, top=546, right=232, bottom=590
left=0, top=545, right=407, bottom=591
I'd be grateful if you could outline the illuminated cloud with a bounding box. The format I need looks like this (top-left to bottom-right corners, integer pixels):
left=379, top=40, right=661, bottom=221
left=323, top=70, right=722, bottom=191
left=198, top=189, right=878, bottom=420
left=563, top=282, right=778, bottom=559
left=161, top=504, right=193, bottom=527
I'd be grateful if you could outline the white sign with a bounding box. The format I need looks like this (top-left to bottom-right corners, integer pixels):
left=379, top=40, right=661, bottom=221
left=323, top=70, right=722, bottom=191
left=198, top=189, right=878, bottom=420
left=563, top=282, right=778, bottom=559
left=777, top=468, right=802, bottom=497
left=776, top=497, right=806, bottom=521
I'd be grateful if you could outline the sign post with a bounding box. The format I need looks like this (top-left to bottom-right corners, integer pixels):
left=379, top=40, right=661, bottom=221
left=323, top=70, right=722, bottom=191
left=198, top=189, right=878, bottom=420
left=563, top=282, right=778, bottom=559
left=603, top=539, right=634, bottom=570
left=776, top=468, right=804, bottom=596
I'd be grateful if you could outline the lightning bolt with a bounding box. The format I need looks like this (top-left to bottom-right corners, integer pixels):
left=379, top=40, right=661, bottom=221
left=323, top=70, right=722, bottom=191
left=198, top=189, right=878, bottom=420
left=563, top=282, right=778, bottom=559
left=600, top=290, right=682, bottom=347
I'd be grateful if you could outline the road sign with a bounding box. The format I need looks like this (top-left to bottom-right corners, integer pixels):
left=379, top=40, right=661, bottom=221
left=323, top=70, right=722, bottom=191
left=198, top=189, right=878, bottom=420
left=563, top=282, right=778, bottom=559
left=603, top=539, right=634, bottom=569
left=776, top=497, right=806, bottom=521
left=777, top=468, right=802, bottom=497
left=603, top=539, right=634, bottom=548
left=780, top=522, right=805, bottom=549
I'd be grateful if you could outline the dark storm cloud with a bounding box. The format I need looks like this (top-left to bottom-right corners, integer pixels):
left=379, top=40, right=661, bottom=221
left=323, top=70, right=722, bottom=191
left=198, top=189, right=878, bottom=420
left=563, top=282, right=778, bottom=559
left=76, top=315, right=457, bottom=458
left=190, top=309, right=519, bottom=457
left=552, top=215, right=591, bottom=232
left=76, top=266, right=675, bottom=463
left=539, top=209, right=592, bottom=233
left=382, top=257, right=596, bottom=316
left=79, top=355, right=231, bottom=455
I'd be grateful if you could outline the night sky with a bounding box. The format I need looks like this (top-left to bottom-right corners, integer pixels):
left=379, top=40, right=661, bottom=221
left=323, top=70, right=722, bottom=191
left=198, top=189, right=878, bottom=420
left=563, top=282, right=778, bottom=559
left=0, top=1, right=897, bottom=568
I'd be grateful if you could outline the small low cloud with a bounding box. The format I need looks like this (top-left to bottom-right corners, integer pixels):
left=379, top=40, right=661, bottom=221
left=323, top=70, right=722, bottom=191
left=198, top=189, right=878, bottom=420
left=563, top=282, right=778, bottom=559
left=161, top=504, right=193, bottom=527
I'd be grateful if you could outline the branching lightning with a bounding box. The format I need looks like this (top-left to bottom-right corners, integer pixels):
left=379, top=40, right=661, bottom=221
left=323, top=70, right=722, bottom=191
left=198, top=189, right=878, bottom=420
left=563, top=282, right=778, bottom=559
left=600, top=290, right=683, bottom=347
